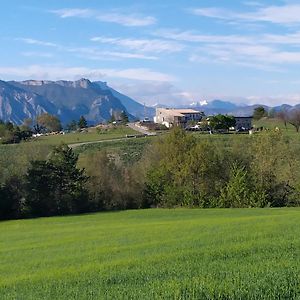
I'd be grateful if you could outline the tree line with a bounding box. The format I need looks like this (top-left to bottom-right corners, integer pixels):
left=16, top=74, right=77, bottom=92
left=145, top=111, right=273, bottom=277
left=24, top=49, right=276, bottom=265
left=1, top=127, right=300, bottom=220
left=0, top=114, right=89, bottom=144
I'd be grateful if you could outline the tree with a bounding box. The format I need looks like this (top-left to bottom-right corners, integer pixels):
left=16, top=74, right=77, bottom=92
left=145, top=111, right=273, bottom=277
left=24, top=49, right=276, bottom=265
left=0, top=175, right=24, bottom=220
left=288, top=109, right=300, bottom=132
left=144, top=127, right=196, bottom=207
left=22, top=118, right=33, bottom=129
left=26, top=144, right=89, bottom=216
left=5, top=121, right=14, bottom=132
left=219, top=164, right=251, bottom=208
left=36, top=113, right=62, bottom=132
left=0, top=123, right=22, bottom=144
left=277, top=110, right=288, bottom=129
left=253, top=106, right=267, bottom=120
left=209, top=114, right=236, bottom=131
left=120, top=111, right=129, bottom=124
left=66, top=120, right=78, bottom=131
left=268, top=108, right=276, bottom=118
left=78, top=116, right=87, bottom=129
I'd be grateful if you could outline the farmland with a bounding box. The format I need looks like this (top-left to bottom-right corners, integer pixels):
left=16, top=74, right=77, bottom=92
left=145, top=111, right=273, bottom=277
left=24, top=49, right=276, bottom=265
left=1, top=208, right=300, bottom=299
left=30, top=126, right=139, bottom=145
left=76, top=137, right=153, bottom=165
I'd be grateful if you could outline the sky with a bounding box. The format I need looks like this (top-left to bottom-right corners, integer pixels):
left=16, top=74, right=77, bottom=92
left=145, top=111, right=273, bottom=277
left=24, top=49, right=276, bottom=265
left=1, top=0, right=300, bottom=106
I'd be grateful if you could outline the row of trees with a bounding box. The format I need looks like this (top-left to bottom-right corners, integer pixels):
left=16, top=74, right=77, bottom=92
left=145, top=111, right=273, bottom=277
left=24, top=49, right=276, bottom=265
left=110, top=111, right=129, bottom=124
left=0, top=120, right=32, bottom=144
left=1, top=127, right=300, bottom=220
left=144, top=128, right=300, bottom=207
left=1, top=109, right=129, bottom=143
left=66, top=116, right=88, bottom=131
left=0, top=114, right=90, bottom=144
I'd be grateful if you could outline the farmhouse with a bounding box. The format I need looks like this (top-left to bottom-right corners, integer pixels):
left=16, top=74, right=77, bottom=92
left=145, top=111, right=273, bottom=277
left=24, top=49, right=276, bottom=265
left=154, top=108, right=204, bottom=128
left=234, top=116, right=253, bottom=130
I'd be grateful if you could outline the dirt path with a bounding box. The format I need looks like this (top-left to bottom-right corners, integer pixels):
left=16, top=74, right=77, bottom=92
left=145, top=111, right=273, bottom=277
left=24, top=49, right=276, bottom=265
left=69, top=137, right=133, bottom=149
left=127, top=122, right=156, bottom=136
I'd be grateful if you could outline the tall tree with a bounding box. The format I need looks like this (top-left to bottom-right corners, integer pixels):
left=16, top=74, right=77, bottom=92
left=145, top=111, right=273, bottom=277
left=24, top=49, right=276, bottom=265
left=209, top=114, right=236, bottom=131
left=66, top=120, right=78, bottom=131
left=120, top=111, right=129, bottom=124
left=78, top=116, right=87, bottom=129
left=219, top=164, right=251, bottom=208
left=26, top=144, right=89, bottom=216
left=253, top=106, right=267, bottom=120
left=37, top=113, right=62, bottom=132
left=288, top=109, right=300, bottom=132
left=277, top=110, right=288, bottom=129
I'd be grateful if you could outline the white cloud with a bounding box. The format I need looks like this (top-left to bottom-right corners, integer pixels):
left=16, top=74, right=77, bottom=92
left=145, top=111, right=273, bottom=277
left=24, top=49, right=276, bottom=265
left=191, top=4, right=300, bottom=25
left=96, top=13, right=156, bottom=27
left=108, top=68, right=175, bottom=82
left=16, top=38, right=58, bottom=47
left=91, top=36, right=184, bottom=53
left=154, top=29, right=300, bottom=68
left=109, top=81, right=193, bottom=106
left=52, top=8, right=92, bottom=18
left=202, top=43, right=300, bottom=65
left=263, top=32, right=300, bottom=45
left=17, top=38, right=158, bottom=61
left=51, top=8, right=156, bottom=27
left=21, top=52, right=54, bottom=58
left=66, top=47, right=158, bottom=60
left=243, top=1, right=264, bottom=7
left=154, top=29, right=253, bottom=44
left=155, top=29, right=300, bottom=47
left=0, top=65, right=175, bottom=82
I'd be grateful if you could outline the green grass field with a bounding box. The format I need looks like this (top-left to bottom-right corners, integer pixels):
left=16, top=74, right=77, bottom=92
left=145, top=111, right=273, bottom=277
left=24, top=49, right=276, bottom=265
left=76, top=137, right=153, bottom=165
left=30, top=126, right=139, bottom=145
left=1, top=208, right=300, bottom=299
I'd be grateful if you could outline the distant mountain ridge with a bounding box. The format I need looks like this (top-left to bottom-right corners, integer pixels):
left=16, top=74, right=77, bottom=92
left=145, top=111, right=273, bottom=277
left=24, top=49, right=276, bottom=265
left=0, top=78, right=154, bottom=125
left=186, top=100, right=295, bottom=117
left=0, top=78, right=298, bottom=124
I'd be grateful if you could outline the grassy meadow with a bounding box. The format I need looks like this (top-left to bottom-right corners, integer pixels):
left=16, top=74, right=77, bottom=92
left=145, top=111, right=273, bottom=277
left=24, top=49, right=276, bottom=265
left=30, top=126, right=138, bottom=146
left=1, top=208, right=300, bottom=299
left=76, top=137, right=154, bottom=165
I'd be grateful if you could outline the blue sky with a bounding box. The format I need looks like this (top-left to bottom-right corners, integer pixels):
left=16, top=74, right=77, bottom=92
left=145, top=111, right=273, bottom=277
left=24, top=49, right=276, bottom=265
left=1, top=0, right=300, bottom=105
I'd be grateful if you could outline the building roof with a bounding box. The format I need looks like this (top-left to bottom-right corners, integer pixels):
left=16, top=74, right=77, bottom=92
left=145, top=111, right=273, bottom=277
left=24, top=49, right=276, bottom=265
left=157, top=108, right=202, bottom=117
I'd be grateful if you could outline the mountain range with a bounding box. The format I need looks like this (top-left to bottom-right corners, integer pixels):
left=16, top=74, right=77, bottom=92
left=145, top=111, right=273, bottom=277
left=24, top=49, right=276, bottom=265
left=0, top=78, right=298, bottom=125
left=187, top=100, right=297, bottom=117
left=0, top=78, right=154, bottom=125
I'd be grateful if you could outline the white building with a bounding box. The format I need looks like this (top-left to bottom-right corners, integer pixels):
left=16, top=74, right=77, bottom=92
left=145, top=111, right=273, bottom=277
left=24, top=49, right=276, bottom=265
left=154, top=108, right=204, bottom=128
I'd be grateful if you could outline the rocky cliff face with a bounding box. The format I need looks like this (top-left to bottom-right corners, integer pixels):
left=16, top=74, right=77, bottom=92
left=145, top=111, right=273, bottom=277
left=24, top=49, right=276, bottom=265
left=0, top=81, right=57, bottom=124
left=2, top=79, right=140, bottom=124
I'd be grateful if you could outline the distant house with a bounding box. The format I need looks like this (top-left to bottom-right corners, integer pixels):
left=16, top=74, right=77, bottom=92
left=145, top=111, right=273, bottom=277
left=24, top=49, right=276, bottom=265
left=234, top=116, right=253, bottom=130
left=154, top=108, right=204, bottom=128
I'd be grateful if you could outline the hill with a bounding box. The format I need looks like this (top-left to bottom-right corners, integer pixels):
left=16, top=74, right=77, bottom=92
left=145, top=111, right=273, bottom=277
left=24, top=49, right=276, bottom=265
left=1, top=208, right=299, bottom=299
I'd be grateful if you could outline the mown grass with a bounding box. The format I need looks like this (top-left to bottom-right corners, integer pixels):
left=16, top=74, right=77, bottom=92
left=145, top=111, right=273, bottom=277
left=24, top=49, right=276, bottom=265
left=29, top=126, right=138, bottom=145
left=1, top=208, right=300, bottom=299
